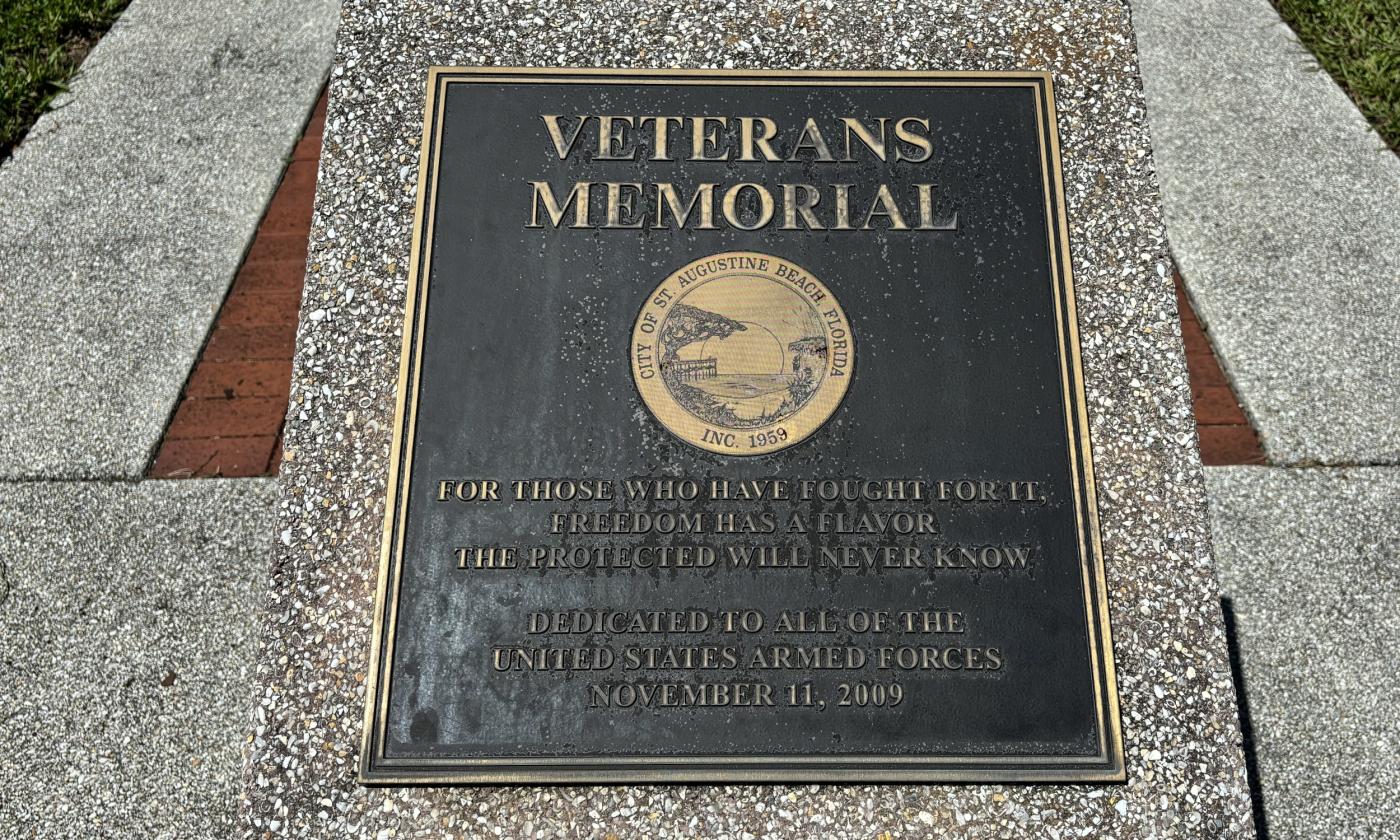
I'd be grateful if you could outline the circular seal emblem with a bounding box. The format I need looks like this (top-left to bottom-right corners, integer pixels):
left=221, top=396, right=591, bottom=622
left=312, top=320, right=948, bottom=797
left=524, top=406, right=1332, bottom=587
left=631, top=251, right=853, bottom=456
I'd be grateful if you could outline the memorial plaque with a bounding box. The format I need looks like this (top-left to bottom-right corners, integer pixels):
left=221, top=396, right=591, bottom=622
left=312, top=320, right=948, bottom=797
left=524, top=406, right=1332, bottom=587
left=361, top=68, right=1123, bottom=783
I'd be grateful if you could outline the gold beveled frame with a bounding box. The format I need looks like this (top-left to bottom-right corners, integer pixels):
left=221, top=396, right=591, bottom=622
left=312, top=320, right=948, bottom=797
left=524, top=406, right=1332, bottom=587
left=359, top=67, right=1123, bottom=785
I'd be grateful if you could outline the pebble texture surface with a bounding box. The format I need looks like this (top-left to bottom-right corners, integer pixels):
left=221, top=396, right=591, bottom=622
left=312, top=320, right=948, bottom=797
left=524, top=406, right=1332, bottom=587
left=0, top=479, right=277, bottom=839
left=241, top=2, right=1254, bottom=836
left=1207, top=466, right=1400, bottom=840
left=0, top=0, right=338, bottom=480
left=1135, top=0, right=1400, bottom=466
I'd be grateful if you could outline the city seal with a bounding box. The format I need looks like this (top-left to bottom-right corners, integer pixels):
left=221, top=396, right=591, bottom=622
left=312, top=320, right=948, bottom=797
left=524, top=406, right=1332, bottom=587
left=631, top=251, right=853, bottom=455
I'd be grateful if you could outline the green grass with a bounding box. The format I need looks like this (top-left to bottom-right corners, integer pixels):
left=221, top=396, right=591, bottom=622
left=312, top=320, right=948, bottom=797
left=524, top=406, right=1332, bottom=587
left=1, top=0, right=129, bottom=155
left=1274, top=0, right=1400, bottom=151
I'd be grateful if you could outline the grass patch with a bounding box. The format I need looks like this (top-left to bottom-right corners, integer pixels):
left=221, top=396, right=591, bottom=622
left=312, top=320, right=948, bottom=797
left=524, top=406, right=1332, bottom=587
left=1273, top=0, right=1400, bottom=151
left=1, top=0, right=129, bottom=156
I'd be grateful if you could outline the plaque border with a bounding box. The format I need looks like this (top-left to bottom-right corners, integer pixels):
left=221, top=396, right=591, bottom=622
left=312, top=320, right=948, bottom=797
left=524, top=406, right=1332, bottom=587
left=359, top=67, right=1124, bottom=785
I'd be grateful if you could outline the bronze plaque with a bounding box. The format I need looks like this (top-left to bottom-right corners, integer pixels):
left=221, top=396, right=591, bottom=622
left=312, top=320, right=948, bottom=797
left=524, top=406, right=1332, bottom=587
left=360, top=68, right=1122, bottom=783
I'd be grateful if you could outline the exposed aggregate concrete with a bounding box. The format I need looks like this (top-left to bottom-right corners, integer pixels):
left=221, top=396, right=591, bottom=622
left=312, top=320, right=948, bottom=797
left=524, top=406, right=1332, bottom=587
left=1135, top=0, right=1400, bottom=466
left=1207, top=467, right=1400, bottom=840
left=0, top=479, right=277, bottom=839
left=241, top=2, right=1255, bottom=836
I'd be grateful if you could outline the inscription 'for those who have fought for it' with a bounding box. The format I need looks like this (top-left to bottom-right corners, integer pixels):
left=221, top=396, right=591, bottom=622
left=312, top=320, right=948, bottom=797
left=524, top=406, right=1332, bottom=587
left=434, top=477, right=1043, bottom=503
left=438, top=476, right=1046, bottom=574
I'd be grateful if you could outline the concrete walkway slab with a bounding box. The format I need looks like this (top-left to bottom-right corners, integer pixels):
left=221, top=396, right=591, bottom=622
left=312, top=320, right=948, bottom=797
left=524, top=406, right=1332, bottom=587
left=0, top=478, right=276, bottom=839
left=0, top=0, right=338, bottom=481
left=1135, top=0, right=1400, bottom=465
left=1206, top=466, right=1400, bottom=838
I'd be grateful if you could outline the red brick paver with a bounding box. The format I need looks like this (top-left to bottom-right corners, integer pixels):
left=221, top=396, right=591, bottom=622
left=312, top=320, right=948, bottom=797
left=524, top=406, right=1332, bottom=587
left=1176, top=272, right=1267, bottom=466
left=149, top=89, right=1267, bottom=476
left=147, top=90, right=325, bottom=478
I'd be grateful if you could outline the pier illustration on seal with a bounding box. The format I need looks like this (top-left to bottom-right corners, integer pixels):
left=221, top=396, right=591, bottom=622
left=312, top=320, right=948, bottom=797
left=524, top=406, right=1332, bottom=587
left=659, top=275, right=829, bottom=430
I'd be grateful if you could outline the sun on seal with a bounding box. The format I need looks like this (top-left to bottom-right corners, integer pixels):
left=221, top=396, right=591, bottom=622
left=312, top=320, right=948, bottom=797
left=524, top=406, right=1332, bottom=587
left=631, top=251, right=853, bottom=456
